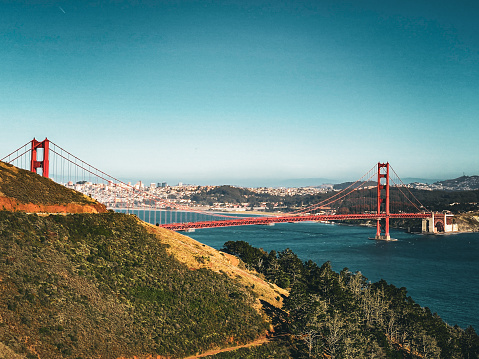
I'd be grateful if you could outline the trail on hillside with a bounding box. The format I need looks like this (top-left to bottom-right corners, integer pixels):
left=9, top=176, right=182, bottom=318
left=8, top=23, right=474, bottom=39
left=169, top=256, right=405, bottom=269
left=183, top=337, right=270, bottom=358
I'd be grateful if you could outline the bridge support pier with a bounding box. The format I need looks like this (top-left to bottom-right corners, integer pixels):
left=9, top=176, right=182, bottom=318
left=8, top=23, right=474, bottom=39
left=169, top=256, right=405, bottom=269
left=375, top=219, right=391, bottom=240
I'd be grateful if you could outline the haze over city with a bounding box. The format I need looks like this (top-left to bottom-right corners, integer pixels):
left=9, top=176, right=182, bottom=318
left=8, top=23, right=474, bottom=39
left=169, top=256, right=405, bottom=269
left=2, top=0, right=478, bottom=186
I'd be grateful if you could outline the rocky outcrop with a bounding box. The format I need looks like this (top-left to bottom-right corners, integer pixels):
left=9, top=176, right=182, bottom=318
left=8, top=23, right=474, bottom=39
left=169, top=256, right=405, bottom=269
left=455, top=212, right=479, bottom=232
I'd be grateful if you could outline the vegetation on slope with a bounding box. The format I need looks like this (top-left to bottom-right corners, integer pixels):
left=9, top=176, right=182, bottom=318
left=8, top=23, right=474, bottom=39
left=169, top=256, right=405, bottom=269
left=190, top=185, right=280, bottom=208
left=0, top=161, right=104, bottom=212
left=0, top=211, right=269, bottom=358
left=199, top=340, right=292, bottom=358
left=145, top=224, right=287, bottom=309
left=412, top=189, right=479, bottom=213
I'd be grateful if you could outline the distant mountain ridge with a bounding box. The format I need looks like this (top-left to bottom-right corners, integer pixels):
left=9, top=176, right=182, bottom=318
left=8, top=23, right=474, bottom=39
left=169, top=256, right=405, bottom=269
left=333, top=175, right=479, bottom=192
left=434, top=175, right=479, bottom=190
left=409, top=175, right=479, bottom=191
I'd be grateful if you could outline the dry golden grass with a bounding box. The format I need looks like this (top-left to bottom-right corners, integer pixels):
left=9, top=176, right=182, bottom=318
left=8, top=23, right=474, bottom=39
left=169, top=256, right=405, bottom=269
left=141, top=221, right=288, bottom=310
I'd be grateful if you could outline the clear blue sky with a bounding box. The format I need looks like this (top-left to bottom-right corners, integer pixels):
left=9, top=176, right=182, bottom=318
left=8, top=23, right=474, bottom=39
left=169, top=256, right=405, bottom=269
left=1, top=0, right=478, bottom=186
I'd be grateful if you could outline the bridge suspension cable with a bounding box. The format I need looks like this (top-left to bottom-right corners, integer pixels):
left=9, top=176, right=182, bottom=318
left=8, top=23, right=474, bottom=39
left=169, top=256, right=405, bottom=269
left=48, top=141, right=244, bottom=221
left=287, top=164, right=378, bottom=215
left=389, top=165, right=428, bottom=212
left=1, top=141, right=33, bottom=170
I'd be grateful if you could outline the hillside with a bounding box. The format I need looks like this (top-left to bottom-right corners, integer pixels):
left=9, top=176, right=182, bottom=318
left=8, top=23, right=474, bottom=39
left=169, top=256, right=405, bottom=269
left=0, top=211, right=288, bottom=358
left=0, top=161, right=106, bottom=213
left=434, top=176, right=479, bottom=191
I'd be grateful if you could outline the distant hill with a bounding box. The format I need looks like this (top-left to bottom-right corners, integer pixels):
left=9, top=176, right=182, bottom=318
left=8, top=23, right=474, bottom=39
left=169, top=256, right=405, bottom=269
left=407, top=175, right=479, bottom=191
left=401, top=177, right=443, bottom=184
left=434, top=175, right=479, bottom=191
left=333, top=180, right=376, bottom=190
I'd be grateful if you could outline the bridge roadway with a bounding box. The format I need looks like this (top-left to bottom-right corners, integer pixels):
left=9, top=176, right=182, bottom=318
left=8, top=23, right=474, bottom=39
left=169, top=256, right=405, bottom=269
left=159, top=212, right=432, bottom=231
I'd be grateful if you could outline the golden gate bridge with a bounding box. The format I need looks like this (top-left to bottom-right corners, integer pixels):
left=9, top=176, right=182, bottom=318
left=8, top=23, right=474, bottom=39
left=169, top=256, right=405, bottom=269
left=2, top=138, right=453, bottom=239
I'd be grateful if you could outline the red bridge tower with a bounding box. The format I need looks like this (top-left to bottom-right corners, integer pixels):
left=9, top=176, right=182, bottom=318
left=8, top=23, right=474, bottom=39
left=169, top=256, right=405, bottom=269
left=376, top=162, right=390, bottom=240
left=30, top=138, right=50, bottom=178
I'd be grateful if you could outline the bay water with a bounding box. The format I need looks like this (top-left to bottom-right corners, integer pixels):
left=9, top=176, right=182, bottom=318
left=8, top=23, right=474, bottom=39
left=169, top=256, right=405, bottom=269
left=125, top=210, right=479, bottom=330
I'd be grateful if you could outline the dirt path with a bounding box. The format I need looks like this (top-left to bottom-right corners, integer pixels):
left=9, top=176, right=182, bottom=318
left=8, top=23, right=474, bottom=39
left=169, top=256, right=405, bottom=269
left=183, top=337, right=270, bottom=359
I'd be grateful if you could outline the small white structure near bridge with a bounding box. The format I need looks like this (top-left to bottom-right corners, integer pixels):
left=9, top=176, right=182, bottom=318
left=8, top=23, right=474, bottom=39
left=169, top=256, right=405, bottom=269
left=422, top=212, right=458, bottom=233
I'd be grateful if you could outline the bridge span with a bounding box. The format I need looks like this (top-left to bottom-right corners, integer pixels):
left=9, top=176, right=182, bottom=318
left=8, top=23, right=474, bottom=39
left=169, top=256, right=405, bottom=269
left=160, top=213, right=432, bottom=232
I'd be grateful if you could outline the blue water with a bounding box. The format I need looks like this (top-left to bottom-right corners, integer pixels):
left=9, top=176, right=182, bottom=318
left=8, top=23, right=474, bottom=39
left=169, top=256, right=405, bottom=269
left=125, top=210, right=479, bottom=330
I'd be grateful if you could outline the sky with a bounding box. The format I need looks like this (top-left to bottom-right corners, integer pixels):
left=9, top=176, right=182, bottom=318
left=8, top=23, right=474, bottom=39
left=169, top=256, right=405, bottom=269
left=1, top=0, right=478, bottom=186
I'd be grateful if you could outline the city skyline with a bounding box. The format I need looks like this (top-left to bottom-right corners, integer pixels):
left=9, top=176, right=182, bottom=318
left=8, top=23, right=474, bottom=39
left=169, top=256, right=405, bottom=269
left=2, top=1, right=478, bottom=185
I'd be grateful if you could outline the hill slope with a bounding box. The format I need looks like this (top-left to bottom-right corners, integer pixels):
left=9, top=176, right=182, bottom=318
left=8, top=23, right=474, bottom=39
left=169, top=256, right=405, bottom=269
left=0, top=211, right=287, bottom=358
left=434, top=175, right=479, bottom=191
left=0, top=161, right=105, bottom=213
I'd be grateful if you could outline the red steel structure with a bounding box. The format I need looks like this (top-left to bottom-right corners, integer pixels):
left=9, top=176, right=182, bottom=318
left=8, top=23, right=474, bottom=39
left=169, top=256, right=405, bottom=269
left=160, top=212, right=431, bottom=231
left=30, top=138, right=50, bottom=178
left=376, top=162, right=390, bottom=240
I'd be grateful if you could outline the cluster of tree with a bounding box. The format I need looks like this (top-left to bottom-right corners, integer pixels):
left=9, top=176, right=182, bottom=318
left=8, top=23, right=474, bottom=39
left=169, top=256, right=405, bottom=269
left=190, top=185, right=283, bottom=208
left=222, top=241, right=479, bottom=358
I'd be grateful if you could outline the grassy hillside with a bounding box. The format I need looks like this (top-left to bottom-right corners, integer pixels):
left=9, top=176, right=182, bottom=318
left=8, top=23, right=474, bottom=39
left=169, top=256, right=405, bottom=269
left=0, top=211, right=274, bottom=358
left=0, top=161, right=104, bottom=212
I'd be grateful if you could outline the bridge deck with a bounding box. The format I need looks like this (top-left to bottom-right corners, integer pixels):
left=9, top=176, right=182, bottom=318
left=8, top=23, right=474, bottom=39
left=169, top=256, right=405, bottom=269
left=159, top=213, right=431, bottom=231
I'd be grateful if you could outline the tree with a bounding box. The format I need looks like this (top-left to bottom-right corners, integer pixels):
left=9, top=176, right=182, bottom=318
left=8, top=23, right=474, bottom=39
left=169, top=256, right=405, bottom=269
left=414, top=331, right=441, bottom=359
left=323, top=311, right=346, bottom=359
left=278, top=248, right=304, bottom=287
